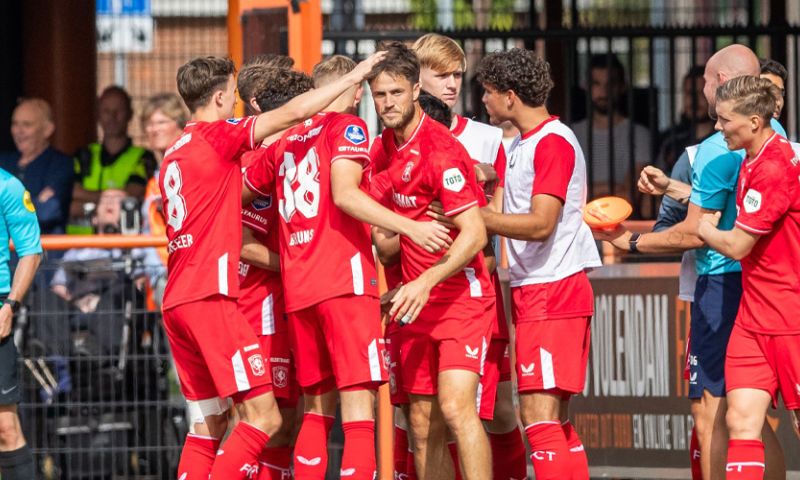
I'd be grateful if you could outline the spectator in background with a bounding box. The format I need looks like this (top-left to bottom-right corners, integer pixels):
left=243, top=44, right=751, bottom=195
left=139, top=93, right=188, bottom=305
left=69, top=86, right=155, bottom=233
left=760, top=58, right=787, bottom=120
left=656, top=66, right=715, bottom=172
left=0, top=98, right=74, bottom=234
left=572, top=53, right=651, bottom=202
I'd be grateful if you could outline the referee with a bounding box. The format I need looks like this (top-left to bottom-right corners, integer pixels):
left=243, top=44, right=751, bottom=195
left=0, top=167, right=42, bottom=479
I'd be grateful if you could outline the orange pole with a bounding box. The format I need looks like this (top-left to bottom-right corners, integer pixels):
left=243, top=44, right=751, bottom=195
left=375, top=262, right=394, bottom=480
left=11, top=234, right=168, bottom=251
left=228, top=0, right=245, bottom=117
left=288, top=0, right=322, bottom=74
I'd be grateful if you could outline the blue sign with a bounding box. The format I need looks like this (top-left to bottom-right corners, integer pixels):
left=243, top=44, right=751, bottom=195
left=96, top=0, right=151, bottom=15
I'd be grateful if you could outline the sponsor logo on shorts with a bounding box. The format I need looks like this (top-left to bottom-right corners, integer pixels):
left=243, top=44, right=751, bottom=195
left=520, top=363, right=535, bottom=376
left=344, top=125, right=367, bottom=145
left=340, top=468, right=357, bottom=476
left=689, top=372, right=698, bottom=384
left=743, top=189, right=762, bottom=213
left=296, top=455, right=322, bottom=466
left=272, top=365, right=289, bottom=388
left=248, top=354, right=266, bottom=377
left=1, top=385, right=18, bottom=395
left=465, top=345, right=479, bottom=360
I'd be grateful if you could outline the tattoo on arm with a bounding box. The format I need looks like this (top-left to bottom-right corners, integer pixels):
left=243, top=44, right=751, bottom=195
left=667, top=231, right=685, bottom=246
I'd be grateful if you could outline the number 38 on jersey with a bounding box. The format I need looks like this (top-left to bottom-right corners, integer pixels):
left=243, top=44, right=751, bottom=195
left=279, top=147, right=321, bottom=222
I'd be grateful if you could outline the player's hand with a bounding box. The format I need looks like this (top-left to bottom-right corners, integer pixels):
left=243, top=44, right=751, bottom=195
left=380, top=286, right=401, bottom=316
left=407, top=219, right=452, bottom=253
left=638, top=166, right=669, bottom=196
left=349, top=51, right=388, bottom=83
left=592, top=225, right=631, bottom=250
left=425, top=201, right=457, bottom=229
left=474, top=163, right=497, bottom=183
left=0, top=305, right=13, bottom=339
left=389, top=279, right=431, bottom=326
left=698, top=211, right=722, bottom=240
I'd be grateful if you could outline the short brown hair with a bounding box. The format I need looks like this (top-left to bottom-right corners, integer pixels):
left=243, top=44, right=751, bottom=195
left=177, top=56, right=235, bottom=112
left=254, top=67, right=314, bottom=112
left=140, top=92, right=190, bottom=130
left=412, top=34, right=466, bottom=72
left=477, top=48, right=553, bottom=108
left=716, top=75, right=781, bottom=122
left=238, top=54, right=296, bottom=103
left=312, top=55, right=357, bottom=87
left=366, top=41, right=420, bottom=85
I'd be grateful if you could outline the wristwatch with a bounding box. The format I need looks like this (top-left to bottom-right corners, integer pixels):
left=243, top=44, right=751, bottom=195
left=3, top=299, right=21, bottom=314
left=629, top=233, right=642, bottom=254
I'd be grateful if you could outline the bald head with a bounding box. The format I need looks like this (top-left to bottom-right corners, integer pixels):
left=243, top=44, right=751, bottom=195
left=703, top=44, right=760, bottom=118
left=11, top=98, right=55, bottom=158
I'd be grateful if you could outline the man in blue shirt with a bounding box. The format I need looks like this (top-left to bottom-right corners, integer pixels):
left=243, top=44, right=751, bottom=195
left=0, top=98, right=74, bottom=234
left=598, top=44, right=784, bottom=480
left=0, top=168, right=42, bottom=479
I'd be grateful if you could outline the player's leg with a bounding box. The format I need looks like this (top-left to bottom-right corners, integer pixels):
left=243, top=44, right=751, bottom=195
left=0, top=338, right=34, bottom=480
left=520, top=391, right=570, bottom=479
left=321, top=295, right=386, bottom=480
left=691, top=393, right=725, bottom=480
left=387, top=322, right=413, bottom=479
left=560, top=397, right=589, bottom=480
left=483, top=343, right=526, bottom=480
left=725, top=389, right=771, bottom=479
left=408, top=394, right=452, bottom=480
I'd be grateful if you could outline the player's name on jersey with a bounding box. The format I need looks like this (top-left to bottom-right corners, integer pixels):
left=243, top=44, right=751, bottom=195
left=168, top=233, right=193, bottom=254
left=289, top=229, right=314, bottom=246
left=584, top=293, right=670, bottom=398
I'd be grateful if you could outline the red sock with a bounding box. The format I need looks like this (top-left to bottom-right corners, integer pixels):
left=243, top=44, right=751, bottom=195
left=447, top=442, right=463, bottom=480
left=524, top=421, right=570, bottom=480
left=210, top=422, right=270, bottom=479
left=726, top=439, right=764, bottom=480
left=488, top=429, right=527, bottom=480
left=340, top=420, right=376, bottom=479
left=394, top=426, right=409, bottom=478
left=562, top=421, right=589, bottom=480
left=258, top=446, right=292, bottom=480
left=690, top=426, right=703, bottom=480
left=294, top=413, right=334, bottom=480
left=178, top=433, right=220, bottom=480
left=406, top=449, right=417, bottom=480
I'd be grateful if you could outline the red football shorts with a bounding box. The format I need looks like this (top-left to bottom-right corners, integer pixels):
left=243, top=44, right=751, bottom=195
left=478, top=339, right=510, bottom=420
left=385, top=321, right=409, bottom=406
left=240, top=290, right=286, bottom=337
left=288, top=294, right=387, bottom=390
left=491, top=272, right=510, bottom=341
left=400, top=297, right=494, bottom=396
left=514, top=317, right=591, bottom=394
left=162, top=294, right=272, bottom=400
left=726, top=323, right=800, bottom=409
left=259, top=331, right=299, bottom=407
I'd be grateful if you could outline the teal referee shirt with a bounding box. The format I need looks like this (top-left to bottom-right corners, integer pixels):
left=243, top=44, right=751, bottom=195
left=0, top=168, right=42, bottom=295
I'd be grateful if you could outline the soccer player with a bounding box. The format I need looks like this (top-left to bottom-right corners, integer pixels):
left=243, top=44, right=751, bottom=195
left=413, top=33, right=524, bottom=480
left=237, top=54, right=296, bottom=116
left=476, top=48, right=602, bottom=480
left=597, top=44, right=786, bottom=480
left=237, top=66, right=315, bottom=480
left=160, top=52, right=385, bottom=480
left=697, top=76, right=799, bottom=480
left=243, top=54, right=452, bottom=480
left=367, top=41, right=494, bottom=480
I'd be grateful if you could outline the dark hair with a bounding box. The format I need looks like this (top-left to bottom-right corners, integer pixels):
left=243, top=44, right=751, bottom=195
left=684, top=65, right=705, bottom=82
left=366, top=41, right=420, bottom=85
left=243, top=53, right=295, bottom=70
left=239, top=55, right=296, bottom=104
left=418, top=90, right=452, bottom=127
left=759, top=58, right=788, bottom=85
left=476, top=48, right=554, bottom=107
left=588, top=53, right=626, bottom=84
left=177, top=56, right=235, bottom=112
left=253, top=67, right=314, bottom=112
left=99, top=85, right=133, bottom=114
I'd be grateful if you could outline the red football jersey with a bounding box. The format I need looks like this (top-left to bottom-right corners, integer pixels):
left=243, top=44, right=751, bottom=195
left=734, top=133, right=800, bottom=334
left=239, top=148, right=284, bottom=335
left=383, top=113, right=493, bottom=302
left=160, top=117, right=259, bottom=310
left=244, top=112, right=378, bottom=312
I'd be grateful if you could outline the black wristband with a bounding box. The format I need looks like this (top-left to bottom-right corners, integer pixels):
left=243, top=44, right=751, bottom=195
left=629, top=232, right=641, bottom=254
left=3, top=299, right=21, bottom=314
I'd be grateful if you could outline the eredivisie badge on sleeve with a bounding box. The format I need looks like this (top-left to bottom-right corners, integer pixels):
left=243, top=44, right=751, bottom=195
left=22, top=191, right=35, bottom=212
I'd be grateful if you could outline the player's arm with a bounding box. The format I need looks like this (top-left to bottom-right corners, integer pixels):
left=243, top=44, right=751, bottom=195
left=481, top=193, right=562, bottom=241
left=595, top=201, right=711, bottom=253
left=252, top=52, right=386, bottom=142
left=638, top=166, right=692, bottom=204
left=240, top=226, right=280, bottom=271
left=483, top=242, right=497, bottom=273
left=389, top=206, right=487, bottom=324
left=331, top=159, right=452, bottom=253
left=697, top=212, right=759, bottom=260
left=372, top=226, right=400, bottom=266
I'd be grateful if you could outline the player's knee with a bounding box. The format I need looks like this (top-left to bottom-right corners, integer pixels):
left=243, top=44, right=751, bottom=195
left=0, top=415, right=23, bottom=448
left=725, top=403, right=760, bottom=438
left=439, top=394, right=475, bottom=430
left=239, top=400, right=282, bottom=436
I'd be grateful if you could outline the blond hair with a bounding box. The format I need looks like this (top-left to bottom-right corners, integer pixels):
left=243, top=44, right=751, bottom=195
left=716, top=75, right=781, bottom=123
left=140, top=92, right=190, bottom=129
left=312, top=55, right=357, bottom=87
left=412, top=34, right=466, bottom=73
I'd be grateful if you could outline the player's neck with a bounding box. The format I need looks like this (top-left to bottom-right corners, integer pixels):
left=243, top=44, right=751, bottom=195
left=745, top=127, right=776, bottom=159
left=192, top=105, right=225, bottom=124
left=513, top=105, right=552, bottom=137
left=393, top=105, right=423, bottom=145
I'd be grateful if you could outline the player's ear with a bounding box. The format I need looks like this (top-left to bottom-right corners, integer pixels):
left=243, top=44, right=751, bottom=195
left=249, top=97, right=261, bottom=114
left=412, top=81, right=421, bottom=102
left=213, top=88, right=225, bottom=108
